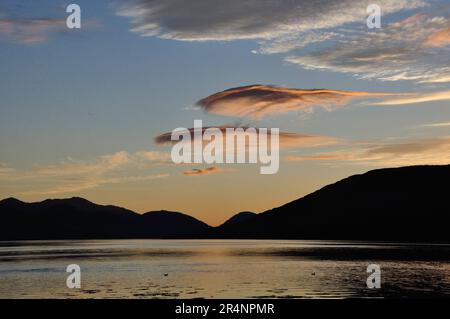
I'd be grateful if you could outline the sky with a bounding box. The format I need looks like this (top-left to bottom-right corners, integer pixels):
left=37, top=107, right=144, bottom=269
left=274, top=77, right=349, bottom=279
left=1, top=0, right=450, bottom=226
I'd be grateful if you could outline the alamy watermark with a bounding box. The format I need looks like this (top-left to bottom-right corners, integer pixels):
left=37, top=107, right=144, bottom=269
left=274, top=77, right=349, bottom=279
left=367, top=4, right=381, bottom=29
left=169, top=120, right=280, bottom=174
left=366, top=264, right=381, bottom=289
left=66, top=4, right=81, bottom=29
left=66, top=264, right=81, bottom=289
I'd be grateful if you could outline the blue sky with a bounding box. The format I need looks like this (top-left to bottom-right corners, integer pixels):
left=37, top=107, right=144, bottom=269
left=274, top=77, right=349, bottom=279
left=1, top=0, right=450, bottom=224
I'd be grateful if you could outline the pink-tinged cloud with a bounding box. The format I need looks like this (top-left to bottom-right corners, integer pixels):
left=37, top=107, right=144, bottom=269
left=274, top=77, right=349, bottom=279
left=155, top=125, right=340, bottom=149
left=0, top=17, right=66, bottom=44
left=287, top=11, right=450, bottom=83
left=0, top=12, right=98, bottom=45
left=183, top=166, right=222, bottom=176
left=0, top=150, right=172, bottom=195
left=423, top=27, right=450, bottom=48
left=196, top=85, right=395, bottom=119
left=374, top=90, right=450, bottom=106
left=286, top=137, right=450, bottom=167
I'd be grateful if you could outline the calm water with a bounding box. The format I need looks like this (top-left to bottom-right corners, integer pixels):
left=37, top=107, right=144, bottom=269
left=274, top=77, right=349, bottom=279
left=0, top=240, right=449, bottom=299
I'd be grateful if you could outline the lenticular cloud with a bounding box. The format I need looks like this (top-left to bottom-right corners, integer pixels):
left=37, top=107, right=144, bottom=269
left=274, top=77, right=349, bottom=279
left=196, top=85, right=394, bottom=119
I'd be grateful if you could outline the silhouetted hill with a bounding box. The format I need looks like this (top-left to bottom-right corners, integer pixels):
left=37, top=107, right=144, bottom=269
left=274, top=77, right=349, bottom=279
left=2, top=165, right=450, bottom=242
left=141, top=210, right=212, bottom=237
left=219, top=165, right=450, bottom=242
left=216, top=212, right=257, bottom=232
left=0, top=198, right=211, bottom=240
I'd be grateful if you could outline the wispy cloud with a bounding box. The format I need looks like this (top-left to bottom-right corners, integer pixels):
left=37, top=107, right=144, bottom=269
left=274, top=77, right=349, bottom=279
left=0, top=16, right=66, bottom=44
left=0, top=163, right=16, bottom=175
left=423, top=26, right=450, bottom=48
left=155, top=125, right=340, bottom=149
left=419, top=121, right=450, bottom=128
left=0, top=6, right=98, bottom=45
left=116, top=0, right=423, bottom=41
left=183, top=166, right=222, bottom=176
left=0, top=150, right=171, bottom=195
left=286, top=10, right=450, bottom=83
left=25, top=173, right=169, bottom=195
left=374, top=90, right=450, bottom=105
left=286, top=137, right=450, bottom=166
left=196, top=85, right=396, bottom=119
left=115, top=0, right=445, bottom=83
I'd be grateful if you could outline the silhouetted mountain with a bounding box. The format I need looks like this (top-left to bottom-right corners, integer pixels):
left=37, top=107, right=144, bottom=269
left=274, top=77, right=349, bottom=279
left=216, top=212, right=257, bottom=231
left=141, top=210, right=212, bottom=237
left=219, top=165, right=450, bottom=242
left=0, top=197, right=211, bottom=240
left=1, top=165, right=449, bottom=242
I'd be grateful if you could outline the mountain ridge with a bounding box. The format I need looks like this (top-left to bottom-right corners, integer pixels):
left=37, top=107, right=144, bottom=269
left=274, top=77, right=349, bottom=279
left=0, top=197, right=211, bottom=240
left=1, top=164, right=449, bottom=242
left=219, top=164, right=450, bottom=242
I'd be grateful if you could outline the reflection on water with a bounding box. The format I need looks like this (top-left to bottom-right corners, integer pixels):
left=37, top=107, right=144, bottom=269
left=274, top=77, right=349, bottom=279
left=0, top=240, right=449, bottom=298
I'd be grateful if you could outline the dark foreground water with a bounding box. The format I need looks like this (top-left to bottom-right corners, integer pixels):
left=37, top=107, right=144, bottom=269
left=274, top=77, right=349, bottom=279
left=0, top=240, right=449, bottom=298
